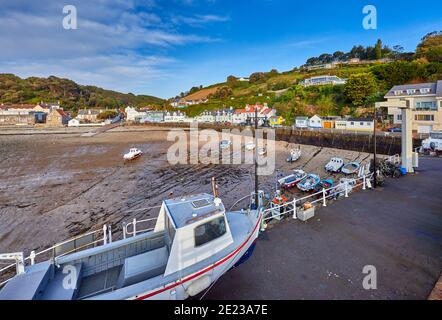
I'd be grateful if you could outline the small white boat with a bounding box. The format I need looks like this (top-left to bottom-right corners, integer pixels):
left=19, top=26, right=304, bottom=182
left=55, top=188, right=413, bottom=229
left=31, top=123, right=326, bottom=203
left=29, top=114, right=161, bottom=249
left=123, top=148, right=143, bottom=161
left=325, top=158, right=344, bottom=173
left=257, top=147, right=266, bottom=156
left=341, top=162, right=361, bottom=175
left=245, top=142, right=256, bottom=151
left=278, top=169, right=307, bottom=189
left=287, top=147, right=301, bottom=163
left=220, top=140, right=232, bottom=150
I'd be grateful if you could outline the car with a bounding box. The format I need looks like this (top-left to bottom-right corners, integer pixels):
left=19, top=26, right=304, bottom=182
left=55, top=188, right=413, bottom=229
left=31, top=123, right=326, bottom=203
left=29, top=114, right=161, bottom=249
left=388, top=127, right=402, bottom=133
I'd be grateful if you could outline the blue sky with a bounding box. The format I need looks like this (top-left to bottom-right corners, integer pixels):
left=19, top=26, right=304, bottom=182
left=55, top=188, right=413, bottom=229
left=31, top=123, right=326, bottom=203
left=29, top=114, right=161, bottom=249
left=0, top=0, right=441, bottom=98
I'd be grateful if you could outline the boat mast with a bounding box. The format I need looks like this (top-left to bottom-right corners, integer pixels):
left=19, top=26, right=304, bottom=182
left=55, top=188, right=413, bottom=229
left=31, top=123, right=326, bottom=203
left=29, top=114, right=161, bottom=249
left=254, top=106, right=259, bottom=208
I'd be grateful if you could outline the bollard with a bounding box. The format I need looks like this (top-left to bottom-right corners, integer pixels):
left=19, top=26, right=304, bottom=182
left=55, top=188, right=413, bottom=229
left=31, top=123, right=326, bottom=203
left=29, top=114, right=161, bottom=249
left=322, top=188, right=327, bottom=207
left=292, top=198, right=297, bottom=219
left=103, top=225, right=107, bottom=245
left=30, top=250, right=36, bottom=265
left=363, top=175, right=366, bottom=190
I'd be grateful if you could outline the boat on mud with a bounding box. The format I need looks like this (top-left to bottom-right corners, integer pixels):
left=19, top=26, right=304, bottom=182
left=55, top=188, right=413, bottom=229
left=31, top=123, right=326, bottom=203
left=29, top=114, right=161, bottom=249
left=245, top=142, right=256, bottom=151
left=123, top=148, right=143, bottom=161
left=278, top=170, right=307, bottom=189
left=257, top=147, right=267, bottom=156
left=297, top=174, right=321, bottom=192
left=341, top=162, right=361, bottom=175
left=287, top=147, right=301, bottom=163
left=219, top=139, right=232, bottom=150
left=325, top=158, right=344, bottom=173
left=0, top=186, right=264, bottom=300
left=314, top=179, right=334, bottom=193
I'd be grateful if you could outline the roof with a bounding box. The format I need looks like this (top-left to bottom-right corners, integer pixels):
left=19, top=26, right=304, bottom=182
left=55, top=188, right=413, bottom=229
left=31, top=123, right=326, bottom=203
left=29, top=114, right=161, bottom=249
left=437, top=80, right=442, bottom=98
left=385, top=82, right=437, bottom=98
left=348, top=118, right=374, bottom=122
left=56, top=109, right=68, bottom=117
left=164, top=194, right=225, bottom=229
left=295, top=116, right=308, bottom=120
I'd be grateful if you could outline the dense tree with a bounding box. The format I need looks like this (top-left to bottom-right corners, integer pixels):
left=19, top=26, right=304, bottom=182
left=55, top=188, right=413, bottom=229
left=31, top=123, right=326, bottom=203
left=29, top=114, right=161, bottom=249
left=344, top=73, right=378, bottom=106
left=416, top=31, right=442, bottom=62
left=249, top=72, right=267, bottom=84
left=375, top=39, right=383, bottom=59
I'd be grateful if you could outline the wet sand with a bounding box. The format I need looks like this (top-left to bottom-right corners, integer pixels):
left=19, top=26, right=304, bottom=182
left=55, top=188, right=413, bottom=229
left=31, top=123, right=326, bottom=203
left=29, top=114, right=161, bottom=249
left=0, top=128, right=376, bottom=254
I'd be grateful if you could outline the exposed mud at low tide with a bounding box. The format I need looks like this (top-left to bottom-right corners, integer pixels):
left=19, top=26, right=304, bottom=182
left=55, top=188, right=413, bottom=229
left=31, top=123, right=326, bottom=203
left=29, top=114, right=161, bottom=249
left=0, top=129, right=377, bottom=255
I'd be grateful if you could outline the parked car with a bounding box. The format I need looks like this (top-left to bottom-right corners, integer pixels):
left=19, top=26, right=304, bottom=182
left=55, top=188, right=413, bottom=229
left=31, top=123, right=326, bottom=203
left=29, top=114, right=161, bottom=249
left=388, top=127, right=402, bottom=133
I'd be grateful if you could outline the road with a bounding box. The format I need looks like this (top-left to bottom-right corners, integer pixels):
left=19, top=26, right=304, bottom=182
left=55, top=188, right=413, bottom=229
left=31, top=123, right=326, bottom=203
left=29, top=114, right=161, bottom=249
left=204, top=157, right=442, bottom=299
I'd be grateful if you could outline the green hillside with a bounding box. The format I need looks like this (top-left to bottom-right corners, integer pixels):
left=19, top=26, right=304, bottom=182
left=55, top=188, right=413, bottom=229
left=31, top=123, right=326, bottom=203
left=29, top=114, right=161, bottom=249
left=0, top=74, right=164, bottom=111
left=176, top=32, right=442, bottom=122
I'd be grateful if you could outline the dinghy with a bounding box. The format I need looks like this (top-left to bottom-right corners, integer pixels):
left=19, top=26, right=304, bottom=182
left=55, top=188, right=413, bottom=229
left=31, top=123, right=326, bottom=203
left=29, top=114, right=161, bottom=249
left=278, top=169, right=307, bottom=189
left=123, top=148, right=143, bottom=161
left=219, top=139, right=232, bottom=150
left=297, top=174, right=321, bottom=192
left=341, top=162, right=361, bottom=175
left=257, top=147, right=267, bottom=156
left=314, top=179, right=334, bottom=193
left=245, top=142, right=256, bottom=151
left=325, top=158, right=344, bottom=173
left=287, top=147, right=301, bottom=163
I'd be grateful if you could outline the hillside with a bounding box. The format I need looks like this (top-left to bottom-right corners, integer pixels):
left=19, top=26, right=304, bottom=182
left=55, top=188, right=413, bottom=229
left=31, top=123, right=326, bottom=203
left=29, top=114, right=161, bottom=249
left=0, top=74, right=164, bottom=111
left=176, top=32, right=442, bottom=121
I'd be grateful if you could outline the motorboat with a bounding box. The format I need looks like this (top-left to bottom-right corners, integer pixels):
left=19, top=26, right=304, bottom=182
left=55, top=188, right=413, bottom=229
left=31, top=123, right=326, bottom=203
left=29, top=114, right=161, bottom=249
left=341, top=162, right=361, bottom=175
left=245, top=142, right=256, bottom=151
left=0, top=187, right=264, bottom=300
left=314, top=179, right=334, bottom=193
left=278, top=170, right=307, bottom=189
left=325, top=158, right=344, bottom=173
left=257, top=147, right=266, bottom=156
left=219, top=139, right=232, bottom=150
left=287, top=147, right=301, bottom=163
left=421, top=131, right=442, bottom=155
left=297, top=174, right=321, bottom=192
left=123, top=148, right=143, bottom=161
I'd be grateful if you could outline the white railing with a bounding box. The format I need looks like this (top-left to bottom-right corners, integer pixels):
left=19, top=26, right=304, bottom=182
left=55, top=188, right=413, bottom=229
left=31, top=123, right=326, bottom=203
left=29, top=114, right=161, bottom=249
left=122, top=217, right=157, bottom=238
left=262, top=173, right=373, bottom=223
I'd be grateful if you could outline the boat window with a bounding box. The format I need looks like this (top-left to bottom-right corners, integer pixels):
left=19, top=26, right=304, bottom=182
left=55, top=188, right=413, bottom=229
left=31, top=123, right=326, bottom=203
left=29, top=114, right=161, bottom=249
left=194, top=216, right=226, bottom=247
left=165, top=215, right=176, bottom=249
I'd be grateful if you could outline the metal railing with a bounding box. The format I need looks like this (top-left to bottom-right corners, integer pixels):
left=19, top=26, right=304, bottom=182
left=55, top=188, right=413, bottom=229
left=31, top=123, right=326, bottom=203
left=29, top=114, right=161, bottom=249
left=262, top=173, right=373, bottom=223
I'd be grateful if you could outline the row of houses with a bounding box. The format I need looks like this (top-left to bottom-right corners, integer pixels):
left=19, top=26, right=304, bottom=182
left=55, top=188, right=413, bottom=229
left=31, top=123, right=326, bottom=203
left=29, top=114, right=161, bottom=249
left=0, top=102, right=70, bottom=126
left=295, top=115, right=374, bottom=131
left=127, top=104, right=282, bottom=126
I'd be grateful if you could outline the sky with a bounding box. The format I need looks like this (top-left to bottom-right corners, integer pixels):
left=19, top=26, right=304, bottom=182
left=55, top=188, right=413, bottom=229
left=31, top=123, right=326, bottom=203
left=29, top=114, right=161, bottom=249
left=0, top=0, right=441, bottom=99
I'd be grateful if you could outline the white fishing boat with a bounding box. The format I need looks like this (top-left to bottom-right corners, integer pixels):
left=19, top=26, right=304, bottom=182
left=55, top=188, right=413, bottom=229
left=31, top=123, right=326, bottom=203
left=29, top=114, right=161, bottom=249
left=278, top=169, right=307, bottom=189
left=245, top=142, right=256, bottom=151
left=257, top=147, right=266, bottom=156
left=123, top=148, right=143, bottom=161
left=219, top=139, right=232, bottom=150
left=421, top=131, right=442, bottom=155
left=325, top=157, right=344, bottom=173
left=287, top=147, right=301, bottom=163
left=0, top=183, right=264, bottom=300
left=341, top=162, right=361, bottom=175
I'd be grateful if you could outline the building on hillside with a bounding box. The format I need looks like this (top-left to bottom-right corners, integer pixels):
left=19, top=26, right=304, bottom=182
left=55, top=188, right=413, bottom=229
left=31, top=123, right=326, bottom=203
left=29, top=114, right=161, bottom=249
left=346, top=118, right=374, bottom=131
left=0, top=112, right=35, bottom=125
left=305, top=63, right=335, bottom=71
left=384, top=81, right=442, bottom=134
left=322, top=116, right=341, bottom=129
left=215, top=108, right=234, bottom=123
left=308, top=115, right=323, bottom=128
left=238, top=77, right=249, bottom=82
left=164, top=111, right=187, bottom=123
left=68, top=118, right=80, bottom=127
left=46, top=109, right=70, bottom=126
left=77, top=109, right=102, bottom=122
left=170, top=98, right=208, bottom=108
left=231, top=104, right=276, bottom=124
left=335, top=119, right=347, bottom=130
left=196, top=111, right=216, bottom=123
left=295, top=116, right=309, bottom=128
left=140, top=111, right=165, bottom=123
left=269, top=116, right=285, bottom=127
left=300, top=75, right=347, bottom=87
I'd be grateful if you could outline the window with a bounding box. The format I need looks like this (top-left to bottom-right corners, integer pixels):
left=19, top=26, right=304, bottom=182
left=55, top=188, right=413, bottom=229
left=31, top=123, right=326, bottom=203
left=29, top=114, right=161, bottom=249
left=397, top=114, right=402, bottom=121
left=407, top=89, right=416, bottom=95
left=394, top=90, right=403, bottom=95
left=416, top=101, right=437, bottom=111
left=360, top=122, right=364, bottom=126
left=415, top=115, right=434, bottom=121
left=420, top=88, right=430, bottom=94
left=194, top=216, right=227, bottom=247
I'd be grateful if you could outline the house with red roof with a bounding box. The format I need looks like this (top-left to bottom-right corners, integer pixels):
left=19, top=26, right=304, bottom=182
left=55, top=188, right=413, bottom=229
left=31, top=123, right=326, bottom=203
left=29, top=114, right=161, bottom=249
left=46, top=108, right=70, bottom=126
left=231, top=104, right=276, bottom=124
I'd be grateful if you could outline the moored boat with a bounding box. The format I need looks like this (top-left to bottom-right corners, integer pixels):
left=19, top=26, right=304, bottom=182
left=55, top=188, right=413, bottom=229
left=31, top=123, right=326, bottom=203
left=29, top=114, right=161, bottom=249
left=278, top=169, right=307, bottom=189
left=123, top=148, right=143, bottom=161
left=341, top=162, right=361, bottom=175
left=325, top=158, right=344, bottom=173
left=297, top=174, right=321, bottom=192
left=287, top=147, right=301, bottom=163
left=314, top=179, right=334, bottom=193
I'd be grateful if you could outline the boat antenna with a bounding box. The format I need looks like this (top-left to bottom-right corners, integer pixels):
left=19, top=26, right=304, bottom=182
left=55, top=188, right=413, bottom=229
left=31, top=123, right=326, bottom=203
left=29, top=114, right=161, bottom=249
left=254, top=105, right=259, bottom=208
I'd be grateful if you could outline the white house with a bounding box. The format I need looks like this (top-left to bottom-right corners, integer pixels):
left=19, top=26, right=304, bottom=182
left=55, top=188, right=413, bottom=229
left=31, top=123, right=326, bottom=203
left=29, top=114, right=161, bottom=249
left=195, top=111, right=216, bottom=123
left=308, top=115, right=323, bottom=128
left=384, top=81, right=442, bottom=133
left=335, top=120, right=347, bottom=130
left=215, top=109, right=234, bottom=123
left=300, top=75, right=347, bottom=87
left=295, top=116, right=309, bottom=128
left=125, top=106, right=146, bottom=122
left=232, top=104, right=276, bottom=124
left=346, top=118, right=374, bottom=131
left=68, top=118, right=80, bottom=127
left=164, top=111, right=187, bottom=123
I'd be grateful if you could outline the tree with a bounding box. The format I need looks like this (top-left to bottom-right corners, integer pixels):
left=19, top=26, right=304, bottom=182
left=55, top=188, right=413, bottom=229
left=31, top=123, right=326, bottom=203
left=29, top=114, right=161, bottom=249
left=249, top=72, right=267, bottom=84
left=97, top=110, right=118, bottom=120
left=375, top=39, right=383, bottom=59
left=344, top=73, right=378, bottom=106
left=416, top=31, right=442, bottom=62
